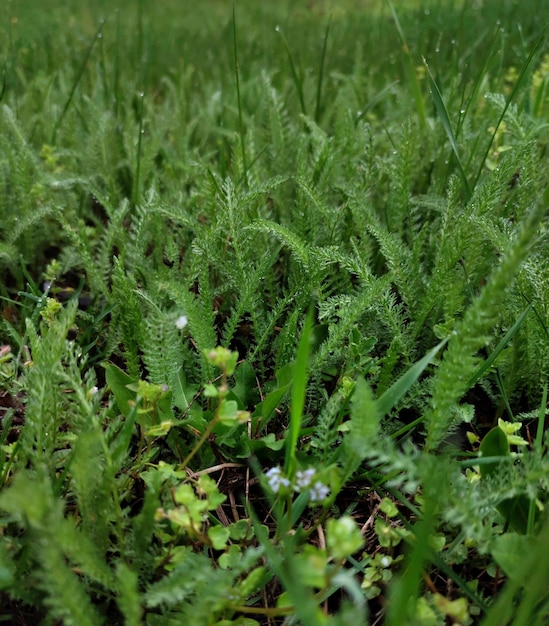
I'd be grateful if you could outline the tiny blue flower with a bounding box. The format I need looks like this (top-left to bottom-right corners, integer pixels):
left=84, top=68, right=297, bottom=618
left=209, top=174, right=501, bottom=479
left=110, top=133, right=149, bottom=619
left=309, top=480, right=330, bottom=504
left=265, top=467, right=290, bottom=494
left=295, top=468, right=317, bottom=491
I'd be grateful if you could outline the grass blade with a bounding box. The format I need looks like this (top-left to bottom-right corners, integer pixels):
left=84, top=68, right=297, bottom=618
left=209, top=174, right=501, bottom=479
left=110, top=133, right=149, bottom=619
left=51, top=19, right=105, bottom=144
left=233, top=6, right=248, bottom=185
left=0, top=67, right=6, bottom=104
left=276, top=26, right=307, bottom=116
left=377, top=338, right=447, bottom=418
left=355, top=80, right=399, bottom=123
left=424, top=59, right=473, bottom=199
left=285, top=309, right=314, bottom=478
left=535, top=383, right=548, bottom=453
left=472, top=27, right=546, bottom=191
left=457, top=26, right=502, bottom=141
left=315, top=16, right=331, bottom=124
left=466, top=302, right=533, bottom=388
left=386, top=0, right=426, bottom=129
left=528, top=383, right=549, bottom=533
left=133, top=90, right=145, bottom=207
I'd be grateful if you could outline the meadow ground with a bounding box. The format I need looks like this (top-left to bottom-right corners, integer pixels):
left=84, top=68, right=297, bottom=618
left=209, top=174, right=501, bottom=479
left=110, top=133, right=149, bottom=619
left=1, top=1, right=549, bottom=624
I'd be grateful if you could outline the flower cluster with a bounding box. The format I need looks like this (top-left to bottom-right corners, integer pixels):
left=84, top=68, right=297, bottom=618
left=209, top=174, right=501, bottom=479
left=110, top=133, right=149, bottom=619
left=309, top=481, right=331, bottom=504
left=295, top=468, right=316, bottom=490
left=265, top=467, right=291, bottom=493
left=265, top=466, right=330, bottom=505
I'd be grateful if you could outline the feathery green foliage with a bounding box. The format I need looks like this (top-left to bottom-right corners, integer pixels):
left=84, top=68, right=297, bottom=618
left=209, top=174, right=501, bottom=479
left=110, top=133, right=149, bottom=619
left=1, top=0, right=549, bottom=624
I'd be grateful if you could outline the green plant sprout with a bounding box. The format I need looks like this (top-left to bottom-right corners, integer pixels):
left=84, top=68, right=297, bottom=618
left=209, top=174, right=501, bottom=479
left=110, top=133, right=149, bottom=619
left=179, top=347, right=250, bottom=470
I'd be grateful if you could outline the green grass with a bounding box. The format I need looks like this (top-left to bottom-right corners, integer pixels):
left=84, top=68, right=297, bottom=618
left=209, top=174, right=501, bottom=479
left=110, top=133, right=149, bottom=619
left=1, top=0, right=549, bottom=624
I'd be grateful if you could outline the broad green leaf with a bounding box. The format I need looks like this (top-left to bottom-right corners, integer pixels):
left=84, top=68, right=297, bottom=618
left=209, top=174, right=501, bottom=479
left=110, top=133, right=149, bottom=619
left=492, top=533, right=537, bottom=582
left=252, top=363, right=293, bottom=425
left=248, top=432, right=286, bottom=453
left=208, top=525, right=230, bottom=550
left=237, top=565, right=269, bottom=598
left=291, top=546, right=327, bottom=588
left=172, top=370, right=198, bottom=412
left=480, top=426, right=533, bottom=533
left=103, top=362, right=137, bottom=418
left=232, top=360, right=258, bottom=408
left=157, top=390, right=175, bottom=422
left=219, top=399, right=239, bottom=425
left=479, top=426, right=509, bottom=477
left=350, top=376, right=379, bottom=449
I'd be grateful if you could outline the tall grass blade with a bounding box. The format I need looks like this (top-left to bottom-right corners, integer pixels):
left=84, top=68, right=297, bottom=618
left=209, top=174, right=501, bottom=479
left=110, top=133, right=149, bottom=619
left=529, top=383, right=548, bottom=533
left=284, top=309, right=314, bottom=479
left=424, top=59, right=473, bottom=199
left=466, top=303, right=533, bottom=388
left=51, top=19, right=105, bottom=144
left=276, top=26, right=307, bottom=116
left=315, top=17, right=331, bottom=124
left=233, top=6, right=248, bottom=185
left=535, top=383, right=547, bottom=453
left=472, top=28, right=546, bottom=191
left=133, top=90, right=145, bottom=207
left=113, top=9, right=121, bottom=115
left=386, top=0, right=426, bottom=129
left=456, top=27, right=501, bottom=141
left=377, top=338, right=447, bottom=418
left=0, top=68, right=6, bottom=103
left=137, top=0, right=145, bottom=66
left=355, top=81, right=399, bottom=123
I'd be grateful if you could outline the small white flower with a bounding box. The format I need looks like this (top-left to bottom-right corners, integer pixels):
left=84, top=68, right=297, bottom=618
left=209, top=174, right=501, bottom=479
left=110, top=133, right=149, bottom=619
left=175, top=315, right=188, bottom=330
left=86, top=385, right=99, bottom=400
left=265, top=467, right=290, bottom=494
left=309, top=480, right=330, bottom=504
left=294, top=468, right=316, bottom=491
